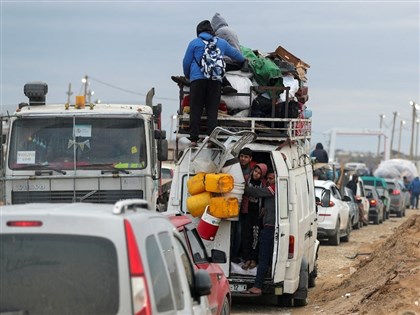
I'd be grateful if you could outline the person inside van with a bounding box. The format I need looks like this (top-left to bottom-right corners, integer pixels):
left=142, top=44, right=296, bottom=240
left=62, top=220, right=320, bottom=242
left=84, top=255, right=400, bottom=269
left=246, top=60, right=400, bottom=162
left=241, top=170, right=276, bottom=295
left=231, top=147, right=255, bottom=262
left=240, top=163, right=268, bottom=270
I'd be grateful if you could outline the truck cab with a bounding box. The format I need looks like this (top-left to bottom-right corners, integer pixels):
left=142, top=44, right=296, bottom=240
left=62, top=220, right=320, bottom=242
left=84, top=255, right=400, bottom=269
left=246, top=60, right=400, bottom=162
left=0, top=82, right=168, bottom=208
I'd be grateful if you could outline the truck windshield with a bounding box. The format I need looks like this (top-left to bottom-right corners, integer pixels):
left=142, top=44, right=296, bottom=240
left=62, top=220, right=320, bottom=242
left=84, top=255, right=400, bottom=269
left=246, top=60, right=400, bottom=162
left=8, top=117, right=147, bottom=170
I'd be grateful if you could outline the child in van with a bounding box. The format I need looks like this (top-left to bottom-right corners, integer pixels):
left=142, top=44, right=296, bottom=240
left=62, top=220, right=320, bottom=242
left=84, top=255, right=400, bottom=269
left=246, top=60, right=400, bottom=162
left=242, top=170, right=276, bottom=295
left=240, top=163, right=268, bottom=270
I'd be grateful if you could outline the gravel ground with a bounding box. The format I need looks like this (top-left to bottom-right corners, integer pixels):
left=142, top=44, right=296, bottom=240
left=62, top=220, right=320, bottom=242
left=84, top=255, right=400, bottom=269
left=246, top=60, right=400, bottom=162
left=232, top=209, right=420, bottom=315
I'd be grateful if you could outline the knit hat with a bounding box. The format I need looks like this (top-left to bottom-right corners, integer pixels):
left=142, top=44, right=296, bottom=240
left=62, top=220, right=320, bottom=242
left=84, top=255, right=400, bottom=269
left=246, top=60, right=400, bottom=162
left=196, top=20, right=214, bottom=37
left=255, top=163, right=268, bottom=178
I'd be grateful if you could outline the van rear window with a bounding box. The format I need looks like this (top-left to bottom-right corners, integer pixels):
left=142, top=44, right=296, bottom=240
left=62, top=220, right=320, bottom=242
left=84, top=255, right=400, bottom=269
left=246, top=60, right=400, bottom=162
left=0, top=234, right=119, bottom=315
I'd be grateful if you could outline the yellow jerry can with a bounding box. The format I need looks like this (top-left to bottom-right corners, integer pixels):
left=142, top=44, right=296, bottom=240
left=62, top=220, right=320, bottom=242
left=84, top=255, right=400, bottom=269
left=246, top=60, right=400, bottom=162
left=187, top=191, right=212, bottom=217
left=187, top=172, right=206, bottom=195
left=208, top=197, right=239, bottom=219
left=205, top=173, right=234, bottom=193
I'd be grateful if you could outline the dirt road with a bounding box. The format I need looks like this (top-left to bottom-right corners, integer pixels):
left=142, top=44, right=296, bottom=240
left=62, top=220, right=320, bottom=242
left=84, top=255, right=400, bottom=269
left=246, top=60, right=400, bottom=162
left=232, top=209, right=420, bottom=315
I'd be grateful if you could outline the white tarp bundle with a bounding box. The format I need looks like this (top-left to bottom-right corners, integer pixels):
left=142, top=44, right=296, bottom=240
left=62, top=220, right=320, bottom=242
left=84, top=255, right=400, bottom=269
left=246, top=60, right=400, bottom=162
left=373, top=159, right=419, bottom=181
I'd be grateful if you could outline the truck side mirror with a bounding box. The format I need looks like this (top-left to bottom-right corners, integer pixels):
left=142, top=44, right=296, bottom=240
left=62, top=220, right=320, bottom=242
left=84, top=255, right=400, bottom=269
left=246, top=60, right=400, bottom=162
left=158, top=139, right=168, bottom=161
left=154, top=129, right=166, bottom=140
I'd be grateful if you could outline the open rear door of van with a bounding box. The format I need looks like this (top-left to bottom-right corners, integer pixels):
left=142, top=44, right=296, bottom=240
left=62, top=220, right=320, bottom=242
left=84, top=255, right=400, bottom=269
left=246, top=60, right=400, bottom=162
left=271, top=151, right=290, bottom=285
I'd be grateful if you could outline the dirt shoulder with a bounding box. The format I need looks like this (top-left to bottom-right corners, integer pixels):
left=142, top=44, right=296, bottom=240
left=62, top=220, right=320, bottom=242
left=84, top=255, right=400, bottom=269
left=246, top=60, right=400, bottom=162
left=293, top=210, right=420, bottom=315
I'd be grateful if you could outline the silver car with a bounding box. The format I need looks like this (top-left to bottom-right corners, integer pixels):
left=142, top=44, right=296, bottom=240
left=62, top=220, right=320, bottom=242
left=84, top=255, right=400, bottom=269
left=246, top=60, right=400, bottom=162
left=0, top=200, right=212, bottom=315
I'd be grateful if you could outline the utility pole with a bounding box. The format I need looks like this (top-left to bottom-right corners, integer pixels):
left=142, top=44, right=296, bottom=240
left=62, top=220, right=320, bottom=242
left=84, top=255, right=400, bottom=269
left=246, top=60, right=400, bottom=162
left=416, top=119, right=419, bottom=159
left=377, top=114, right=385, bottom=158
left=409, top=101, right=419, bottom=160
left=398, top=120, right=406, bottom=159
left=83, top=75, right=89, bottom=104
left=66, top=83, right=73, bottom=105
left=389, top=111, right=398, bottom=159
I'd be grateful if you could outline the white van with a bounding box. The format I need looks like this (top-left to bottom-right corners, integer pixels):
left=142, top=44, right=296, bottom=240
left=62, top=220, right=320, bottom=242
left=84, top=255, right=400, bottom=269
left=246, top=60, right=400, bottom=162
left=167, top=128, right=322, bottom=306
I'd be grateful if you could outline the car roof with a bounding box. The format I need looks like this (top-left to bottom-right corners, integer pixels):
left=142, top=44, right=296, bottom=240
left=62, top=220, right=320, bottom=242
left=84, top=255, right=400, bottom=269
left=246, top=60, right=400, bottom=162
left=314, top=179, right=335, bottom=188
left=0, top=202, right=155, bottom=220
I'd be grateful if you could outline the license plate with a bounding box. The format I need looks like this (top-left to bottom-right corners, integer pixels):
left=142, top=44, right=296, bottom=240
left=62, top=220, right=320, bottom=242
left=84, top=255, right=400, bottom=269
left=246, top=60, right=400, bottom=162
left=230, top=284, right=247, bottom=292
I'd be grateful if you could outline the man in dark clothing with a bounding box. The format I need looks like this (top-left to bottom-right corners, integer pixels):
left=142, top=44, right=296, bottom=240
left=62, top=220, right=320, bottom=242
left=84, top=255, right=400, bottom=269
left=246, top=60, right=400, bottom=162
left=408, top=176, right=420, bottom=209
left=346, top=174, right=359, bottom=196
left=346, top=175, right=368, bottom=225
left=183, top=20, right=245, bottom=147
left=310, top=142, right=329, bottom=163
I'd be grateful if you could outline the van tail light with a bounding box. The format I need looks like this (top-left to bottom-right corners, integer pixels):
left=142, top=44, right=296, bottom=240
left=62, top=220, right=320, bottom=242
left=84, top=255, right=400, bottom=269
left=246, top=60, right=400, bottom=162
left=288, top=235, right=295, bottom=259
left=124, top=220, right=151, bottom=315
left=7, top=221, right=42, bottom=227
left=392, top=189, right=400, bottom=195
left=370, top=199, right=377, bottom=207
left=329, top=201, right=335, bottom=207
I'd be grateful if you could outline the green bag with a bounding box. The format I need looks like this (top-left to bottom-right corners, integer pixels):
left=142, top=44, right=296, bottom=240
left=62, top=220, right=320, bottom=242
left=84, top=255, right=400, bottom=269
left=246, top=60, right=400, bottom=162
left=241, top=46, right=283, bottom=98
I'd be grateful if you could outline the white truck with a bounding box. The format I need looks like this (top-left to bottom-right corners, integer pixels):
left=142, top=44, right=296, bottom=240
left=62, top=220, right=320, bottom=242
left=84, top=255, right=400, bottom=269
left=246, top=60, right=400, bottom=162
left=166, top=70, right=327, bottom=306
left=0, top=82, right=168, bottom=209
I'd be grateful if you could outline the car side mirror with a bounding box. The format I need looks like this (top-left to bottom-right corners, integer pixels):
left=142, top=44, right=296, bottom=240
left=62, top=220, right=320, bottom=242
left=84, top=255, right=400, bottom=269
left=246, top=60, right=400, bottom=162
left=194, top=269, right=212, bottom=298
left=320, top=190, right=331, bottom=207
left=211, top=249, right=227, bottom=264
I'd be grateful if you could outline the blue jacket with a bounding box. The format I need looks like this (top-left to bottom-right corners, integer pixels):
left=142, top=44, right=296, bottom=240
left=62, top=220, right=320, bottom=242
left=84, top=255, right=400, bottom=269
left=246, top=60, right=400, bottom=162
left=409, top=177, right=420, bottom=194
left=183, top=32, right=245, bottom=82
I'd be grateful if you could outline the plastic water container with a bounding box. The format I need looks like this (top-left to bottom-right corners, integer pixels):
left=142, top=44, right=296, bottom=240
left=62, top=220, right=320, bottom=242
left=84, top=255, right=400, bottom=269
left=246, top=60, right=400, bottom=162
left=205, top=173, right=234, bottom=193
left=208, top=197, right=239, bottom=219
left=187, top=172, right=206, bottom=195
left=186, top=191, right=212, bottom=217
left=197, top=207, right=221, bottom=241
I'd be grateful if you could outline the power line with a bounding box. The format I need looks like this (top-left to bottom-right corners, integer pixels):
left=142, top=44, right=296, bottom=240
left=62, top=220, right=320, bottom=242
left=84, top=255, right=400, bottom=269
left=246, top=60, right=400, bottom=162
left=88, top=75, right=177, bottom=102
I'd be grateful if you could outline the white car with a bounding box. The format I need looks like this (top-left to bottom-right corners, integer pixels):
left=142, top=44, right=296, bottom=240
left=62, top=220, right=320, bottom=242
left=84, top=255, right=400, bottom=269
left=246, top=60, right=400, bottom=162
left=315, top=180, right=351, bottom=245
left=0, top=200, right=212, bottom=315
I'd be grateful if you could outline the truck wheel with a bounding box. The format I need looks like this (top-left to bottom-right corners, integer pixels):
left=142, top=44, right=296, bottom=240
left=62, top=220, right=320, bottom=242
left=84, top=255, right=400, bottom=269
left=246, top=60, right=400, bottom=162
left=328, top=220, right=340, bottom=246
left=397, top=210, right=402, bottom=218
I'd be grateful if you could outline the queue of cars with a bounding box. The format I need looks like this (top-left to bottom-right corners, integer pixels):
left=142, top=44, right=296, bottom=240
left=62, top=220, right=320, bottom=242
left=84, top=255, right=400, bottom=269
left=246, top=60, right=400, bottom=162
left=314, top=173, right=410, bottom=246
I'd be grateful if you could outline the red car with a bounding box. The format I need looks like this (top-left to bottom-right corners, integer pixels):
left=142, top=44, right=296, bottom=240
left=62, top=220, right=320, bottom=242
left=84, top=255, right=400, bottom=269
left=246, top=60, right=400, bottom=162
left=168, top=215, right=231, bottom=315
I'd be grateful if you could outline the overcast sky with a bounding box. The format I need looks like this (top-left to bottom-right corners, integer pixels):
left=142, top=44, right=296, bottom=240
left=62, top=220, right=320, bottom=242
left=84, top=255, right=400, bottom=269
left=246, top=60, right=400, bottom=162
left=1, top=1, right=419, bottom=156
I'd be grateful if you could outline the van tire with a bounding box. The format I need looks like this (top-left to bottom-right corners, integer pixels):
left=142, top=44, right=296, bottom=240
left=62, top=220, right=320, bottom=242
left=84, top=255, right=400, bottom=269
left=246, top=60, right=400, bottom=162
left=329, top=220, right=340, bottom=246
left=309, top=264, right=317, bottom=288
left=294, top=296, right=308, bottom=307
left=293, top=260, right=309, bottom=307
left=277, top=294, right=293, bottom=307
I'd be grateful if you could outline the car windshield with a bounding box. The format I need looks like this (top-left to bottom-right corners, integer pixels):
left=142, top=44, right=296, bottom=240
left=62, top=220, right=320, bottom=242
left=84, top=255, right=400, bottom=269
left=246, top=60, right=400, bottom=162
left=9, top=117, right=147, bottom=170
left=0, top=234, right=119, bottom=315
